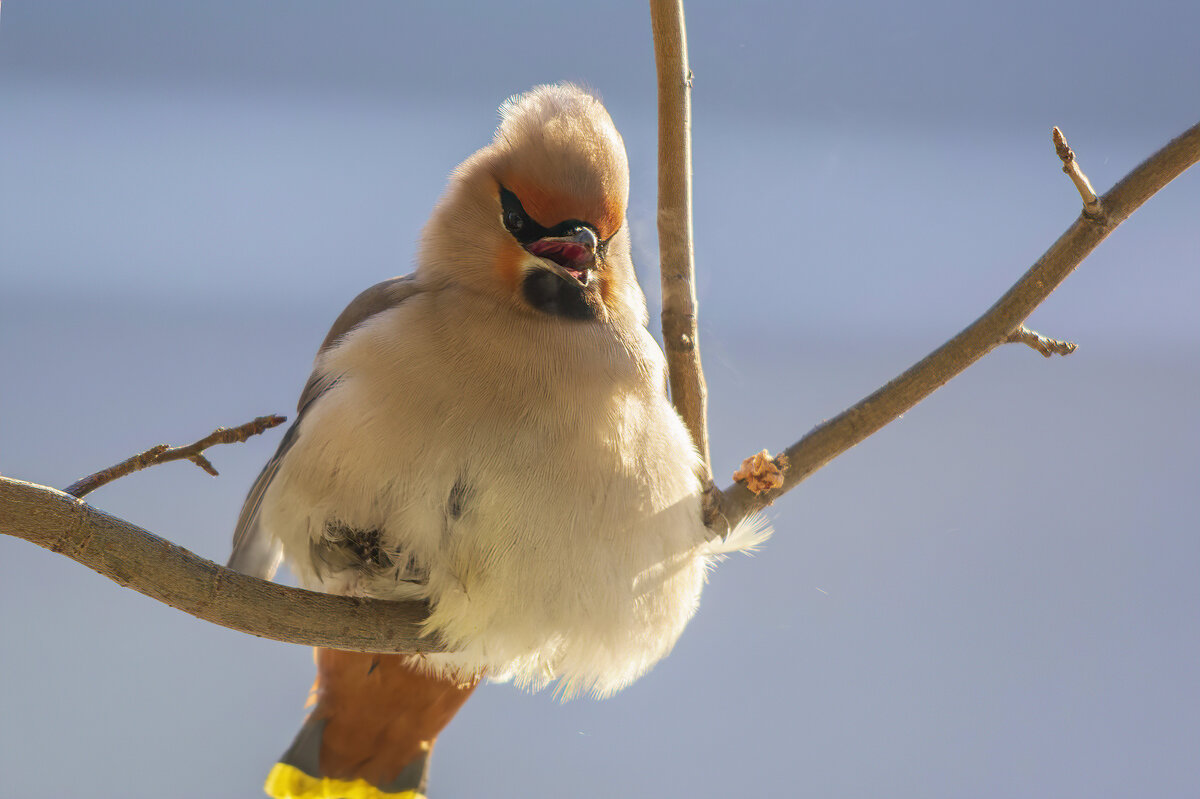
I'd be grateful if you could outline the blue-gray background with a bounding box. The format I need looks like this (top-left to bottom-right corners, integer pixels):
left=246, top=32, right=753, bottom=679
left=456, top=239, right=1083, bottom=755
left=2, top=2, right=1197, bottom=797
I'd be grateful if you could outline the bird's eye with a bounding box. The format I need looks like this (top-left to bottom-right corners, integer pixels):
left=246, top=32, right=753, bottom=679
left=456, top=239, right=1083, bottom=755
left=499, top=186, right=534, bottom=238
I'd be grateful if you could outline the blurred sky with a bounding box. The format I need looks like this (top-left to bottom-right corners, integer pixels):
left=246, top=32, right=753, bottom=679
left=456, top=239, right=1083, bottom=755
left=1, top=2, right=1198, bottom=798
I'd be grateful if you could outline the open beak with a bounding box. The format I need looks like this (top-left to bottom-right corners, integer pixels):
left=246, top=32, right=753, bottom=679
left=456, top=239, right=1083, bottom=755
left=525, top=227, right=598, bottom=285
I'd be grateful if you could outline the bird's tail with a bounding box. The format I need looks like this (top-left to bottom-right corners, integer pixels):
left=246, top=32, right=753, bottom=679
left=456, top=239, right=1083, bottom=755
left=264, top=649, right=478, bottom=799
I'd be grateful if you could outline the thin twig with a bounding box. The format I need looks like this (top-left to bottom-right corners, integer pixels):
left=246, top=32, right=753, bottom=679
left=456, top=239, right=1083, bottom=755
left=714, top=120, right=1200, bottom=530
left=650, top=0, right=712, bottom=487
left=1006, top=325, right=1078, bottom=357
left=1053, top=126, right=1105, bottom=220
left=64, top=415, right=286, bottom=498
left=1, top=476, right=438, bottom=654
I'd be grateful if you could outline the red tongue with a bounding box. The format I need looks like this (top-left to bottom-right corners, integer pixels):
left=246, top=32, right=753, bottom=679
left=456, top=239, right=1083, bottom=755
left=528, top=240, right=590, bottom=269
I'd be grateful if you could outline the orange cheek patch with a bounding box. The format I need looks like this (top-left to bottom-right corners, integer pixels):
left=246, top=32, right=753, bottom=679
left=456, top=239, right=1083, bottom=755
left=495, top=242, right=525, bottom=294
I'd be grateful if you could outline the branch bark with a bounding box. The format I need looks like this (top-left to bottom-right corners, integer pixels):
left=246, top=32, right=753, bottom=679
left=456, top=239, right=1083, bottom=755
left=651, top=0, right=712, bottom=486
left=0, top=476, right=437, bottom=654
left=710, top=121, right=1200, bottom=533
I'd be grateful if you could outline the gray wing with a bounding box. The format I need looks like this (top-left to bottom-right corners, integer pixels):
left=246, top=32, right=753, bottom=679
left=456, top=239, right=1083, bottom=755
left=226, top=275, right=422, bottom=578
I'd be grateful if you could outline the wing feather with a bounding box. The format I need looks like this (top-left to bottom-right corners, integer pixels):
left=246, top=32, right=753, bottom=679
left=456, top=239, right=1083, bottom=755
left=226, top=275, right=422, bottom=577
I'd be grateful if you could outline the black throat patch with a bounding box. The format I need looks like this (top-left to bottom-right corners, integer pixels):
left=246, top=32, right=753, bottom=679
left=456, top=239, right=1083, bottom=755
left=521, top=269, right=601, bottom=320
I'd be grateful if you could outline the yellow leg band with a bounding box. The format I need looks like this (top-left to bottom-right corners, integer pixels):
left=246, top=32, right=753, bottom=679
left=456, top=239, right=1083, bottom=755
left=264, top=762, right=425, bottom=799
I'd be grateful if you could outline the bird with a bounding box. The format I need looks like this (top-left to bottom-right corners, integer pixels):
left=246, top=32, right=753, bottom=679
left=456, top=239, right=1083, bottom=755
left=228, top=83, right=769, bottom=799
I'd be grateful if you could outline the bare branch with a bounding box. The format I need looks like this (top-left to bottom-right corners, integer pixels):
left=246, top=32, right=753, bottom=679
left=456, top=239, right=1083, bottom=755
left=4, top=117, right=1195, bottom=650
left=1, top=48, right=1195, bottom=650
left=1006, top=325, right=1078, bottom=357
left=3, top=116, right=1196, bottom=650
left=1, top=476, right=438, bottom=654
left=64, top=415, right=287, bottom=498
left=1053, top=126, right=1104, bottom=219
left=651, top=0, right=712, bottom=486
left=713, top=120, right=1200, bottom=532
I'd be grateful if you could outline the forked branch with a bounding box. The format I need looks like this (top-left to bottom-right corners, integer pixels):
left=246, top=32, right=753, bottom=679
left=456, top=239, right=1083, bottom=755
left=65, top=415, right=286, bottom=498
left=710, top=121, right=1200, bottom=533
left=0, top=4, right=1197, bottom=651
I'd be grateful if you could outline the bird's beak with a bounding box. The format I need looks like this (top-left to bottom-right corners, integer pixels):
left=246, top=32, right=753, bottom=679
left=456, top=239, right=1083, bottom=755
left=525, top=227, right=598, bottom=286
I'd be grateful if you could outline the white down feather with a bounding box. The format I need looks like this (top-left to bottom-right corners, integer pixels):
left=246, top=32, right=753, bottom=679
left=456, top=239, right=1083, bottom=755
left=260, top=283, right=768, bottom=699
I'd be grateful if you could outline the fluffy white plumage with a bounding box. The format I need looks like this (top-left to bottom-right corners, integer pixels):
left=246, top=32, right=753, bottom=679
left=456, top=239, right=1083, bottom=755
left=231, top=84, right=769, bottom=699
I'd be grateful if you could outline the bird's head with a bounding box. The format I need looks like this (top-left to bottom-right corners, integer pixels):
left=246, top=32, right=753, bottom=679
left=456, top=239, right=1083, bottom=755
left=420, top=84, right=644, bottom=325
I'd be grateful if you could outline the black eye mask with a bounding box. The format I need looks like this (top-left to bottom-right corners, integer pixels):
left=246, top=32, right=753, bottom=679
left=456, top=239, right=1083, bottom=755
left=499, top=185, right=610, bottom=253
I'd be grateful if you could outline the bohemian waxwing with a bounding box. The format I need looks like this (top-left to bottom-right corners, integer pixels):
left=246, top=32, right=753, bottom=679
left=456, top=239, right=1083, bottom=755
left=228, top=83, right=769, bottom=799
